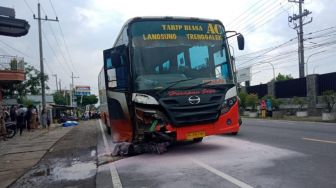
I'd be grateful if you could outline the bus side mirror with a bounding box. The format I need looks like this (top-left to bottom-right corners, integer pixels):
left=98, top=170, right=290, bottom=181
left=237, top=34, right=245, bottom=50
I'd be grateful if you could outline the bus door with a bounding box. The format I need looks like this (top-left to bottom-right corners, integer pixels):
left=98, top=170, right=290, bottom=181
left=103, top=45, right=133, bottom=142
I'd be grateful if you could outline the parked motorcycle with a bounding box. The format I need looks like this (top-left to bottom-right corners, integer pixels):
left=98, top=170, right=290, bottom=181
left=5, top=122, right=16, bottom=138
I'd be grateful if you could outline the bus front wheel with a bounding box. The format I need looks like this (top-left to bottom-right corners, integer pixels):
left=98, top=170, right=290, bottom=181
left=193, top=137, right=203, bottom=143
left=107, top=127, right=111, bottom=135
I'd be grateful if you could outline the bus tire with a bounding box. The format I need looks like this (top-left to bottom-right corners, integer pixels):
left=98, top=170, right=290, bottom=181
left=231, top=132, right=238, bottom=136
left=193, top=137, right=203, bottom=143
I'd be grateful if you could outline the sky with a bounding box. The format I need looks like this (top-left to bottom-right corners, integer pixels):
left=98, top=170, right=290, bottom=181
left=0, top=0, right=335, bottom=95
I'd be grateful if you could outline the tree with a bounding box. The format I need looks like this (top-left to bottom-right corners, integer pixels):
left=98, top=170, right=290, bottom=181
left=275, top=73, right=293, bottom=81
left=77, top=95, right=98, bottom=107
left=246, top=93, right=258, bottom=111
left=7, top=63, right=49, bottom=99
left=53, top=91, right=69, bottom=105
left=238, top=92, right=248, bottom=110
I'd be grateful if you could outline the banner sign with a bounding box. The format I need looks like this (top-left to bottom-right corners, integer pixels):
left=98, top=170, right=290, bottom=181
left=75, top=86, right=91, bottom=96
left=236, top=67, right=251, bottom=83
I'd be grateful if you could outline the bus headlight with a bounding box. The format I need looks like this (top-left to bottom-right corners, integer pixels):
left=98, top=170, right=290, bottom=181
left=221, top=96, right=237, bottom=114
left=132, top=93, right=159, bottom=105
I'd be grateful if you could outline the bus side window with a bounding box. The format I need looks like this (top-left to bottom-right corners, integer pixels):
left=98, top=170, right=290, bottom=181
left=162, top=61, right=170, bottom=71
left=155, top=66, right=160, bottom=73
left=214, top=49, right=229, bottom=79
left=104, top=45, right=129, bottom=91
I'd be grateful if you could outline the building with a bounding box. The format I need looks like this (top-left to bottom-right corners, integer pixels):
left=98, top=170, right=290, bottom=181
left=0, top=56, right=25, bottom=102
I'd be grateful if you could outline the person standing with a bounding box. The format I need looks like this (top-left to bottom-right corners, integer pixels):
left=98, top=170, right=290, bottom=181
left=0, top=112, right=7, bottom=141
left=266, top=98, right=273, bottom=117
left=31, top=106, right=38, bottom=129
left=25, top=106, right=32, bottom=131
left=41, top=109, right=48, bottom=129
left=16, top=111, right=25, bottom=135
left=47, top=112, right=51, bottom=130
left=10, top=105, right=16, bottom=122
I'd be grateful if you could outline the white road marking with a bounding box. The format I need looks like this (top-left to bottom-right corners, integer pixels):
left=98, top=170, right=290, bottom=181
left=302, top=137, right=336, bottom=144
left=99, top=120, right=123, bottom=188
left=191, top=158, right=254, bottom=188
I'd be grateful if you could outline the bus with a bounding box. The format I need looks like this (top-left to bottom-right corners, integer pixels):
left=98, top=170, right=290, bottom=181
left=98, top=17, right=244, bottom=143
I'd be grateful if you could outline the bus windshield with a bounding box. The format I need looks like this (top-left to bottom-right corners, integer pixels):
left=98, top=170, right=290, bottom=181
left=131, top=20, right=233, bottom=91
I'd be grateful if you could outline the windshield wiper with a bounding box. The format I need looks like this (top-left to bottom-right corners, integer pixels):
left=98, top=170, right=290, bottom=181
left=157, top=78, right=195, bottom=94
left=185, top=81, right=212, bottom=90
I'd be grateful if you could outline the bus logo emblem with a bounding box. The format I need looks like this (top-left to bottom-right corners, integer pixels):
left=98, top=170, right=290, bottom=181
left=188, top=96, right=201, bottom=104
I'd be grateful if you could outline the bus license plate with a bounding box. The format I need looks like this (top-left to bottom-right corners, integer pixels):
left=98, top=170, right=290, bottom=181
left=186, top=131, right=205, bottom=140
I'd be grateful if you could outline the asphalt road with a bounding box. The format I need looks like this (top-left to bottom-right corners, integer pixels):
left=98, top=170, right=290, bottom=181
left=97, top=118, right=336, bottom=188
left=10, top=119, right=336, bottom=188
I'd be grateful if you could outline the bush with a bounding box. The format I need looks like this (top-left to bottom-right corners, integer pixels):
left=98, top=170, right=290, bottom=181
left=246, top=93, right=258, bottom=112
left=238, top=92, right=248, bottom=110
left=322, top=90, right=336, bottom=113
left=10, top=58, right=18, bottom=70
left=272, top=98, right=282, bottom=111
left=292, top=96, right=305, bottom=111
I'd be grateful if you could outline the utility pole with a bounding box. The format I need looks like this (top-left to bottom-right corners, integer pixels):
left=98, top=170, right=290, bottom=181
left=52, top=74, right=58, bottom=91
left=71, top=72, right=79, bottom=107
left=69, top=83, right=72, bottom=107
left=33, top=3, right=58, bottom=109
left=288, top=0, right=312, bottom=78
left=59, top=79, right=62, bottom=92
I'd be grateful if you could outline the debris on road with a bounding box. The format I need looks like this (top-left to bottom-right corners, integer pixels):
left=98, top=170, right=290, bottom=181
left=112, top=142, right=170, bottom=156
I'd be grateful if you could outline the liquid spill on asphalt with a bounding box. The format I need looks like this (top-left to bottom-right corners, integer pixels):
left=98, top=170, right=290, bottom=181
left=11, top=150, right=97, bottom=188
left=52, top=160, right=96, bottom=181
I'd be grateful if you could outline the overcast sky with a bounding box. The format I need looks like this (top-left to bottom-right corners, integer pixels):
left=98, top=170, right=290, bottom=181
left=1, top=0, right=335, bottom=94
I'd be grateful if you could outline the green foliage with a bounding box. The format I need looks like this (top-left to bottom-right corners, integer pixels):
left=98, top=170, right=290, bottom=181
left=10, top=58, right=18, bottom=70
left=292, top=96, right=305, bottom=111
left=53, top=91, right=69, bottom=105
left=8, top=63, right=49, bottom=99
left=246, top=93, right=258, bottom=111
left=322, top=90, right=336, bottom=113
left=238, top=92, right=248, bottom=110
left=275, top=73, right=293, bottom=81
left=77, top=95, right=98, bottom=107
left=21, top=97, right=34, bottom=107
left=272, top=98, right=282, bottom=110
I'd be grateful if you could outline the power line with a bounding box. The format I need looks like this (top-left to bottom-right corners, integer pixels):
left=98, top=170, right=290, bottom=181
left=41, top=5, right=75, bottom=75
left=23, top=0, right=34, bottom=14
left=41, top=30, right=72, bottom=76
left=48, top=0, right=58, bottom=17
left=236, top=25, right=336, bottom=69
left=240, top=4, right=288, bottom=35
left=47, top=0, right=78, bottom=75
left=228, top=0, right=275, bottom=29
left=227, top=0, right=270, bottom=27
left=0, top=39, right=38, bottom=61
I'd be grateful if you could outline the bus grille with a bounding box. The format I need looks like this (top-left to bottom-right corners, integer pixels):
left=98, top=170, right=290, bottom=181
left=159, top=95, right=223, bottom=126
